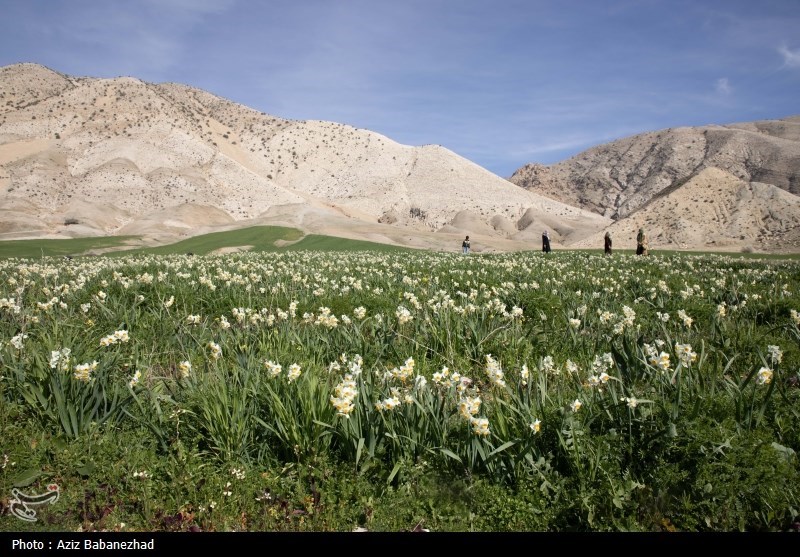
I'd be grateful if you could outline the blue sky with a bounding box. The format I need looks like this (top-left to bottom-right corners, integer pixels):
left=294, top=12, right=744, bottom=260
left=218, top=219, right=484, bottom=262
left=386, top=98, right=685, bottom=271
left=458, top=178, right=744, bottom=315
left=1, top=0, right=799, bottom=177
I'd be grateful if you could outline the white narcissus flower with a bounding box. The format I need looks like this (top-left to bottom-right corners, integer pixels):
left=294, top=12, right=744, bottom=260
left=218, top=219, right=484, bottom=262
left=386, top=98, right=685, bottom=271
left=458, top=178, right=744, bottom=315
left=470, top=417, right=490, bottom=436
left=73, top=361, right=98, bottom=382
left=128, top=370, right=142, bottom=388
left=287, top=363, right=302, bottom=382
left=9, top=333, right=27, bottom=350
left=208, top=342, right=222, bottom=360
left=396, top=305, right=413, bottom=325
left=767, top=345, right=782, bottom=364
left=179, top=361, right=192, bottom=378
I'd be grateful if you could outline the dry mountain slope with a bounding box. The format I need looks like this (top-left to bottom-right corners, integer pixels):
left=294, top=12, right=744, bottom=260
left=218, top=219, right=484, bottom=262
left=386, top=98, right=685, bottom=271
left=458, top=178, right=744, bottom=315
left=571, top=167, right=800, bottom=252
left=510, top=116, right=800, bottom=252
left=0, top=63, right=608, bottom=251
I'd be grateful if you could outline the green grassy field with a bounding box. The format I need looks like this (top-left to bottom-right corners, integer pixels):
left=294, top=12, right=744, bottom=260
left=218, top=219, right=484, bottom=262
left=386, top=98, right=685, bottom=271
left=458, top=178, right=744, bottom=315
left=1, top=227, right=797, bottom=261
left=0, top=235, right=139, bottom=259
left=113, top=226, right=305, bottom=256
left=285, top=234, right=412, bottom=253
left=0, top=227, right=415, bottom=259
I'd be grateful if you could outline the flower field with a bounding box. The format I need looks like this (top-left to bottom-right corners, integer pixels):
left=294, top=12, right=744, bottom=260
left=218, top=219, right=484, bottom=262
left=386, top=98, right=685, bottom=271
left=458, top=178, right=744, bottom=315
left=1, top=249, right=799, bottom=531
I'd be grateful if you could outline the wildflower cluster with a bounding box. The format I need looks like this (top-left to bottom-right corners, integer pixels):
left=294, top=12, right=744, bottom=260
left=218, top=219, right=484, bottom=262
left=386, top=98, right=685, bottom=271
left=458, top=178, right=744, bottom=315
left=178, top=360, right=192, bottom=378
left=331, top=372, right=358, bottom=417
left=329, top=354, right=364, bottom=417
left=73, top=361, right=98, bottom=382
left=49, top=348, right=72, bottom=371
left=385, top=357, right=415, bottom=383
left=208, top=341, right=222, bottom=360
left=675, top=343, right=697, bottom=367
left=644, top=342, right=671, bottom=372
left=100, top=330, right=130, bottom=347
left=396, top=305, right=413, bottom=325
left=9, top=333, right=27, bottom=350
left=485, top=354, right=507, bottom=388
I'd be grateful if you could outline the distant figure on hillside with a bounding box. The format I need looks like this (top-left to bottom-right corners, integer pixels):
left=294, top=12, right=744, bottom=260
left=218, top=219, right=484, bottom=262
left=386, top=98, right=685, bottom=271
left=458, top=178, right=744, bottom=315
left=604, top=232, right=612, bottom=255
left=636, top=228, right=648, bottom=255
left=462, top=235, right=470, bottom=254
left=542, top=230, right=551, bottom=253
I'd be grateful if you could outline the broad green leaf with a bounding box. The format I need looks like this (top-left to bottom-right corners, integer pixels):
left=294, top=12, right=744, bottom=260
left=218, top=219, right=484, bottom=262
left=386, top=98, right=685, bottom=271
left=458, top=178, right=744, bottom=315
left=76, top=461, right=97, bottom=477
left=12, top=468, right=43, bottom=488
left=488, top=440, right=516, bottom=457
left=52, top=437, right=68, bottom=452
left=387, top=461, right=402, bottom=484
left=439, top=448, right=462, bottom=463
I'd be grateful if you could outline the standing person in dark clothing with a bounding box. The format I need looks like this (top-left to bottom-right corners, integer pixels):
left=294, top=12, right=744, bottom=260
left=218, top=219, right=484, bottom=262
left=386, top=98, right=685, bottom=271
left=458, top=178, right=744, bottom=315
left=462, top=235, right=470, bottom=254
left=636, top=228, right=648, bottom=255
left=604, top=232, right=612, bottom=255
left=542, top=230, right=551, bottom=253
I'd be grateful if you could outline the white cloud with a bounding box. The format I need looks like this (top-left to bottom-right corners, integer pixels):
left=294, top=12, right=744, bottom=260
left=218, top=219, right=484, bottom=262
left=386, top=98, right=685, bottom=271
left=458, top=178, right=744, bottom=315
left=511, top=126, right=643, bottom=160
left=778, top=44, right=800, bottom=68
left=715, top=77, right=732, bottom=95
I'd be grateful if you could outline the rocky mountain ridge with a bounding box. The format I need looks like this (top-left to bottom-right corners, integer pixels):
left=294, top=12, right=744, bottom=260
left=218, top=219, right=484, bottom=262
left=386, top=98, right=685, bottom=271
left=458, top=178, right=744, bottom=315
left=509, top=116, right=800, bottom=252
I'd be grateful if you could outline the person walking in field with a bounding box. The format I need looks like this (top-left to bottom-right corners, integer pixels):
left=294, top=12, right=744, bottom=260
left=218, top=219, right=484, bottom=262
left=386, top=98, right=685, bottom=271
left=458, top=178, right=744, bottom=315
left=542, top=230, right=551, bottom=253
left=636, top=228, right=648, bottom=255
left=604, top=232, right=612, bottom=255
left=462, top=235, right=470, bottom=254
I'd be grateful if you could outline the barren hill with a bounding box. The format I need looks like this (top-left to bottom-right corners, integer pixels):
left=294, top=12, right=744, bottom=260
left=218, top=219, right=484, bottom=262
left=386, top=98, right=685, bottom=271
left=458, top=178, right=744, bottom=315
left=510, top=116, right=800, bottom=252
left=570, top=167, right=800, bottom=252
left=4, top=62, right=798, bottom=254
left=0, top=63, right=609, bottom=252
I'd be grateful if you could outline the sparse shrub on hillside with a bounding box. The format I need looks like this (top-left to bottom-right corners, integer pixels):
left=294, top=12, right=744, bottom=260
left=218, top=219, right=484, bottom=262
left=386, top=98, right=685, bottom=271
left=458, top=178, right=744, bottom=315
left=409, top=207, right=427, bottom=221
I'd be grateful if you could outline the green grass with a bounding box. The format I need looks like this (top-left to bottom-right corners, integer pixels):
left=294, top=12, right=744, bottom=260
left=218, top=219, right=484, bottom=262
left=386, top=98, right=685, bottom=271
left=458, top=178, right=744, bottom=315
left=0, top=236, right=139, bottom=259
left=285, top=234, right=414, bottom=253
left=0, top=227, right=418, bottom=259
left=112, top=226, right=305, bottom=256
left=2, top=226, right=797, bottom=260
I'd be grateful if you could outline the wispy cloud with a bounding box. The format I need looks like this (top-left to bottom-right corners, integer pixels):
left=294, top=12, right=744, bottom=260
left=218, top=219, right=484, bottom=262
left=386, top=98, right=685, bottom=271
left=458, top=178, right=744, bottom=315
left=514, top=136, right=605, bottom=158
left=778, top=44, right=800, bottom=68
left=510, top=125, right=648, bottom=160
left=715, top=77, right=732, bottom=95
